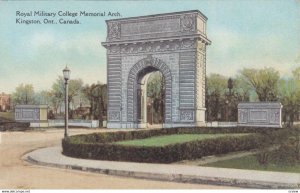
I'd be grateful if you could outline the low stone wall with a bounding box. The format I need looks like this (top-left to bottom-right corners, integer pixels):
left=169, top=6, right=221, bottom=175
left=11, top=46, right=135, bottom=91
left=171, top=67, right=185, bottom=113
left=206, top=122, right=238, bottom=127
left=48, top=119, right=100, bottom=128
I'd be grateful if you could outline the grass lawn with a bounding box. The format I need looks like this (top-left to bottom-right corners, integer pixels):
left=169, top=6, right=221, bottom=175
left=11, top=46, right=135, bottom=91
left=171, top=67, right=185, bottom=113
left=203, top=154, right=300, bottom=173
left=0, top=112, right=14, bottom=121
left=114, top=133, right=249, bottom=147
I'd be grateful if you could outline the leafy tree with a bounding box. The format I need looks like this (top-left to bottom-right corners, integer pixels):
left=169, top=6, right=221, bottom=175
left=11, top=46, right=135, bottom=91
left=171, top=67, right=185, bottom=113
left=239, top=67, right=280, bottom=101
left=12, top=84, right=35, bottom=105
left=147, top=72, right=165, bottom=123
left=91, top=84, right=107, bottom=125
left=278, top=67, right=300, bottom=126
left=83, top=83, right=107, bottom=124
left=206, top=73, right=228, bottom=121
left=35, top=90, right=51, bottom=105
left=224, top=77, right=248, bottom=121
left=49, top=89, right=63, bottom=115
left=51, top=76, right=84, bottom=118
left=232, top=75, right=252, bottom=102
left=206, top=74, right=251, bottom=122
left=147, top=72, right=164, bottom=98
left=82, top=84, right=94, bottom=119
left=292, top=66, right=300, bottom=80
left=278, top=78, right=300, bottom=125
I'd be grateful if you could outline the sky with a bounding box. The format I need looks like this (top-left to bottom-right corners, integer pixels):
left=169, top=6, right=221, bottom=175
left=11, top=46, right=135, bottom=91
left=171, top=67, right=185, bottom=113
left=0, top=0, right=299, bottom=93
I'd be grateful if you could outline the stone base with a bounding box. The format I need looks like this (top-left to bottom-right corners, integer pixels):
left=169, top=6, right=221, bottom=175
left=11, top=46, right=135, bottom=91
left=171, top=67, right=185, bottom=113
left=238, top=123, right=282, bottom=128
left=107, top=121, right=206, bottom=129
left=30, top=122, right=49, bottom=128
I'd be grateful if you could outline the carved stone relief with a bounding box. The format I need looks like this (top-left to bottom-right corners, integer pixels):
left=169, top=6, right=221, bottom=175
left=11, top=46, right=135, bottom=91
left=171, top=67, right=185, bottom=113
left=270, top=109, right=280, bottom=123
left=198, top=42, right=206, bottom=52
left=108, top=45, right=121, bottom=54
left=238, top=110, right=248, bottom=123
left=181, top=39, right=196, bottom=49
left=180, top=110, right=194, bottom=121
left=180, top=14, right=196, bottom=31
left=108, top=111, right=120, bottom=121
left=108, top=22, right=121, bottom=40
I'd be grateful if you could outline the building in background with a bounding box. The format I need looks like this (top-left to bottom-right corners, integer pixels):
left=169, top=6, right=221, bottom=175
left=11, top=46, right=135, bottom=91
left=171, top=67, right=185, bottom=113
left=0, top=92, right=11, bottom=111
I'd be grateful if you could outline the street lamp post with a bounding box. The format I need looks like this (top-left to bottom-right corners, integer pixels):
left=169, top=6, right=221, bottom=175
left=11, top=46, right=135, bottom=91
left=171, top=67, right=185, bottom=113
left=63, top=66, right=70, bottom=139
left=227, top=78, right=233, bottom=122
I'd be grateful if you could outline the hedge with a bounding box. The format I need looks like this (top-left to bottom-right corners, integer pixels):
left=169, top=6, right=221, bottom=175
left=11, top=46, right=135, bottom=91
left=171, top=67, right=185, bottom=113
left=65, top=126, right=279, bottom=144
left=63, top=134, right=263, bottom=163
left=62, top=126, right=276, bottom=163
left=0, top=122, right=30, bottom=131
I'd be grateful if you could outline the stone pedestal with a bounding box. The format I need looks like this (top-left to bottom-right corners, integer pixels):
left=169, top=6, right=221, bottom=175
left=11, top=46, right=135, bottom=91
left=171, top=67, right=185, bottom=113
left=15, top=105, right=48, bottom=127
left=238, top=102, right=282, bottom=128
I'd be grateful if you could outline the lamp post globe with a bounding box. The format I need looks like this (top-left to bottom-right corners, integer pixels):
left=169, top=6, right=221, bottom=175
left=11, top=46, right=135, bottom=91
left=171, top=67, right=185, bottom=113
left=63, top=66, right=71, bottom=139
left=63, top=66, right=70, bottom=80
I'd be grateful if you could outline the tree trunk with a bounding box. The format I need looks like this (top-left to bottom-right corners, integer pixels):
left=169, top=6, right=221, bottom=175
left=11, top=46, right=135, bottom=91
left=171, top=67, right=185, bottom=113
left=98, top=97, right=103, bottom=127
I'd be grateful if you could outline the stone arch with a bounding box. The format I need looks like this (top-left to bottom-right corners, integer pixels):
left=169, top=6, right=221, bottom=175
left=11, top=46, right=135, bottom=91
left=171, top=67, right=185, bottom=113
left=103, top=11, right=211, bottom=128
left=127, top=55, right=172, bottom=124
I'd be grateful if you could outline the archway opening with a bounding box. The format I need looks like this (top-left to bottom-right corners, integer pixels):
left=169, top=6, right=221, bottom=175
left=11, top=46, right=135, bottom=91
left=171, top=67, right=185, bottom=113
left=136, top=67, right=165, bottom=127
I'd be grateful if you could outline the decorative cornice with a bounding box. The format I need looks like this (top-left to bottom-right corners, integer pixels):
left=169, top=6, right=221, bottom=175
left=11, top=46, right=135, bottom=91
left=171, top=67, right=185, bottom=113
left=105, top=38, right=203, bottom=55
left=102, top=34, right=210, bottom=48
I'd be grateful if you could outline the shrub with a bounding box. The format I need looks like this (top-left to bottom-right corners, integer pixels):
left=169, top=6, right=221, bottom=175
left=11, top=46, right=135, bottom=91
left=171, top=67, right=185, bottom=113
left=272, top=129, right=300, bottom=166
left=255, top=127, right=300, bottom=166
left=62, top=126, right=269, bottom=163
left=0, top=122, right=30, bottom=131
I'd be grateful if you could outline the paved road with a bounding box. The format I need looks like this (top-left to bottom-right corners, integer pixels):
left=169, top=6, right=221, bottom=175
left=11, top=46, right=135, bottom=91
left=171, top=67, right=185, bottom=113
left=0, top=128, right=234, bottom=189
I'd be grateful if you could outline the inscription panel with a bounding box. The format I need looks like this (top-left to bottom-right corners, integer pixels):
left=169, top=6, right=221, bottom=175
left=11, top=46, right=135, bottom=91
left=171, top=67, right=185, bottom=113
left=249, top=110, right=268, bottom=122
left=121, top=18, right=180, bottom=36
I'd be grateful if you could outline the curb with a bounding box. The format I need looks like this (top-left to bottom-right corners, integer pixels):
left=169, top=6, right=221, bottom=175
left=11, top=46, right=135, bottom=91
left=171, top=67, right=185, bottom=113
left=24, top=150, right=300, bottom=189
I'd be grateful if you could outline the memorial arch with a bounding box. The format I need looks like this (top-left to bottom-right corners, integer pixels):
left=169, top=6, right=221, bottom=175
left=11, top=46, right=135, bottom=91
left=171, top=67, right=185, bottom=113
left=102, top=10, right=211, bottom=128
